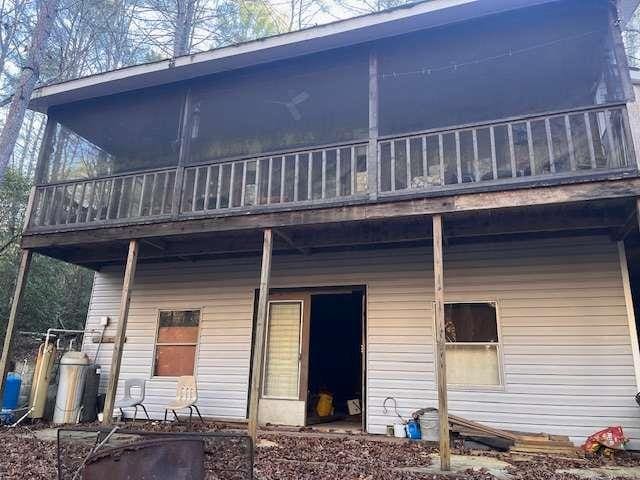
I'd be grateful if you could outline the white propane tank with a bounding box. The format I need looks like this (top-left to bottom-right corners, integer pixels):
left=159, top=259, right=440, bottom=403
left=53, top=351, right=90, bottom=424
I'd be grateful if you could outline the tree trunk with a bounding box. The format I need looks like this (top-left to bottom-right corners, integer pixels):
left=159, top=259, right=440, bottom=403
left=0, top=0, right=59, bottom=183
left=173, top=0, right=196, bottom=57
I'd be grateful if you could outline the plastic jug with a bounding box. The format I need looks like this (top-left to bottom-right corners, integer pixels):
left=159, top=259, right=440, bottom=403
left=316, top=392, right=333, bottom=417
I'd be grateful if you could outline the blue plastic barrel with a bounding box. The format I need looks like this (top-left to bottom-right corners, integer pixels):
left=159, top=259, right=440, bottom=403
left=405, top=419, right=422, bottom=440
left=1, top=372, right=22, bottom=411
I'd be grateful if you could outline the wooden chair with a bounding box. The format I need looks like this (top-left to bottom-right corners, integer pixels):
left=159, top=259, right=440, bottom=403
left=163, top=375, right=204, bottom=427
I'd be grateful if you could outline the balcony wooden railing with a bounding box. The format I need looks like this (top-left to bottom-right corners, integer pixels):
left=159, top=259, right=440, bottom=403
left=180, top=143, right=369, bottom=214
left=27, top=105, right=636, bottom=231
left=378, top=106, right=634, bottom=194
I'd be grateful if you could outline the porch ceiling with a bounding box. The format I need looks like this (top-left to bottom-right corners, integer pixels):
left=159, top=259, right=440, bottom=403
left=30, top=197, right=635, bottom=270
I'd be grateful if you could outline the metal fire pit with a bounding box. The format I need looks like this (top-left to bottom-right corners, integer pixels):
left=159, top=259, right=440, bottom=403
left=83, top=438, right=204, bottom=479
left=58, top=427, right=253, bottom=480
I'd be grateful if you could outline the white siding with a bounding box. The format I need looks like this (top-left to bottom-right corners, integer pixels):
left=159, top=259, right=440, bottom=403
left=82, top=235, right=640, bottom=447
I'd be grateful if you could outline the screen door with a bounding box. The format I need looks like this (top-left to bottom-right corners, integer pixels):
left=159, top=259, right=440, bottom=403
left=258, top=294, right=310, bottom=426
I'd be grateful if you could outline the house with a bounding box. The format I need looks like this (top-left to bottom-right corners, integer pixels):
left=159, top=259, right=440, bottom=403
left=5, top=0, right=640, bottom=457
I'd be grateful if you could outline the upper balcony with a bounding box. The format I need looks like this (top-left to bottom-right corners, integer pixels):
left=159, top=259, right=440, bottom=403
left=26, top=103, right=637, bottom=232
left=23, top=0, right=640, bottom=236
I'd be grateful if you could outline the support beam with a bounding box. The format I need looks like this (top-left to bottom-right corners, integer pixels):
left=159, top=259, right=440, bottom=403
left=248, top=229, right=273, bottom=441
left=102, top=239, right=139, bottom=424
left=274, top=229, right=310, bottom=255
left=433, top=214, right=450, bottom=471
left=0, top=250, right=32, bottom=401
left=368, top=49, right=379, bottom=200
left=618, top=242, right=640, bottom=391
left=21, top=177, right=640, bottom=250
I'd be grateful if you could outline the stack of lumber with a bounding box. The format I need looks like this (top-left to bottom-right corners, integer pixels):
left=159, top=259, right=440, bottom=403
left=448, top=414, right=577, bottom=455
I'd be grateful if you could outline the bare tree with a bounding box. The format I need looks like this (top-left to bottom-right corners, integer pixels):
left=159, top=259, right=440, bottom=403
left=0, top=0, right=58, bottom=183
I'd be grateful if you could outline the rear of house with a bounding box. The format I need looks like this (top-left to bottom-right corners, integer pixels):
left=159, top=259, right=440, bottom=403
left=81, top=235, right=640, bottom=447
left=8, top=0, right=640, bottom=452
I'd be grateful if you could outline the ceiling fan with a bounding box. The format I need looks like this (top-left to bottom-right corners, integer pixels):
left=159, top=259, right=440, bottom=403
left=266, top=91, right=310, bottom=121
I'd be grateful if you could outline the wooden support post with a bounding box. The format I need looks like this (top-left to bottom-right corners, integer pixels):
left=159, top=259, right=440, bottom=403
left=433, top=214, right=451, bottom=471
left=0, top=250, right=32, bottom=401
left=248, top=228, right=273, bottom=441
left=368, top=49, right=379, bottom=200
left=102, top=239, right=139, bottom=424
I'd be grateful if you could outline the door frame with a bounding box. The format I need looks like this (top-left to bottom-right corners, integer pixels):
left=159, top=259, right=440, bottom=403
left=248, top=285, right=367, bottom=429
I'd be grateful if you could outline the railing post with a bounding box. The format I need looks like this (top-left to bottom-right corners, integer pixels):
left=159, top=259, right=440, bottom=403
left=368, top=49, right=379, bottom=200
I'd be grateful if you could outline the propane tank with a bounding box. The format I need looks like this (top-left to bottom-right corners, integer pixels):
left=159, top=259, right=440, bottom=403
left=29, top=343, right=56, bottom=419
left=53, top=351, right=90, bottom=424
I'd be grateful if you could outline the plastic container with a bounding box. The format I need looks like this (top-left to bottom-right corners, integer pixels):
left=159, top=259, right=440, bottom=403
left=53, top=351, right=90, bottom=424
left=419, top=409, right=440, bottom=442
left=393, top=423, right=406, bottom=438
left=1, top=372, right=21, bottom=411
left=406, top=419, right=422, bottom=440
left=316, top=392, right=333, bottom=417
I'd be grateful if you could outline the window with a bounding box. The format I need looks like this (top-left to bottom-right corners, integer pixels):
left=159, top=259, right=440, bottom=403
left=444, top=302, right=502, bottom=387
left=263, top=302, right=303, bottom=398
left=154, top=310, right=200, bottom=377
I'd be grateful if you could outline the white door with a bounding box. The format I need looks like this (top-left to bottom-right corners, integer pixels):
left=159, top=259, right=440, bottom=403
left=258, top=294, right=310, bottom=426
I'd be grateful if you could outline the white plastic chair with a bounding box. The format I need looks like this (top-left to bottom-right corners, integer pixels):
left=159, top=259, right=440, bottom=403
left=114, top=378, right=150, bottom=421
left=163, top=375, right=204, bottom=427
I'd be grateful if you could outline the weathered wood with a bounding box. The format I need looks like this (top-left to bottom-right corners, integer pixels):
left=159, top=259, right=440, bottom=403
left=0, top=249, right=32, bottom=398
left=617, top=242, right=640, bottom=391
left=0, top=250, right=32, bottom=401
left=432, top=214, right=450, bottom=471
left=43, top=201, right=630, bottom=266
left=368, top=50, right=379, bottom=200
left=21, top=177, right=640, bottom=250
left=102, top=239, right=139, bottom=424
left=248, top=229, right=273, bottom=441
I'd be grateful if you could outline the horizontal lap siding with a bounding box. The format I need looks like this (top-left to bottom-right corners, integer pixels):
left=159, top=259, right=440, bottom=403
left=82, top=236, right=640, bottom=446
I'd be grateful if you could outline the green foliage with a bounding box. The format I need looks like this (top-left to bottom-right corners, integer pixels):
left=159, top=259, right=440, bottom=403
left=0, top=168, right=93, bottom=348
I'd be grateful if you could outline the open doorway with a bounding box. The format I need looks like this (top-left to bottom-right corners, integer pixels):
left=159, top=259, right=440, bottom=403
left=306, top=290, right=364, bottom=430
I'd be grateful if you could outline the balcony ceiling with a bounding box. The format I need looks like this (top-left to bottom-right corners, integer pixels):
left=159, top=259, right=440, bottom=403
left=29, top=0, right=632, bottom=113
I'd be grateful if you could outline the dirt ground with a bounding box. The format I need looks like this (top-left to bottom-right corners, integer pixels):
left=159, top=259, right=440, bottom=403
left=1, top=421, right=640, bottom=479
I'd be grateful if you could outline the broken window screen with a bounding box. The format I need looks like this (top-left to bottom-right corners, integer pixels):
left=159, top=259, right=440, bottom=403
left=378, top=0, right=627, bottom=136
left=154, top=310, right=200, bottom=377
left=444, top=303, right=501, bottom=387
left=186, top=47, right=369, bottom=164
left=44, top=84, right=184, bottom=183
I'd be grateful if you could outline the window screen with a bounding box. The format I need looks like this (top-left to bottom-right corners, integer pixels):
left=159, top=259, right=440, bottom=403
left=154, top=310, right=200, bottom=377
left=378, top=0, right=627, bottom=136
left=45, top=84, right=184, bottom=182
left=444, top=303, right=501, bottom=387
left=263, top=302, right=302, bottom=398
left=186, top=47, right=369, bottom=164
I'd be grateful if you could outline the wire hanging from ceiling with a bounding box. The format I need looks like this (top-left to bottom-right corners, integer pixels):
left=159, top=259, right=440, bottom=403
left=380, top=28, right=607, bottom=80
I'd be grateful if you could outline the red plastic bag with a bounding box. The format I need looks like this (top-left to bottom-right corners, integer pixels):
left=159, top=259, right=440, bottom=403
left=582, top=426, right=628, bottom=453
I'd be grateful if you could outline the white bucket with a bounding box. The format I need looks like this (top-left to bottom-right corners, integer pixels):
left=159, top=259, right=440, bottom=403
left=393, top=423, right=406, bottom=438
left=419, top=409, right=440, bottom=442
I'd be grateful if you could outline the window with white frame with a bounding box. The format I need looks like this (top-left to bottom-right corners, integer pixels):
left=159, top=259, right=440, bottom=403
left=154, top=310, right=200, bottom=377
left=444, top=302, right=502, bottom=387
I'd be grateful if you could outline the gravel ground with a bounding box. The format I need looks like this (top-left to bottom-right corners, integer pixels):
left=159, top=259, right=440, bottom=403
left=1, top=421, right=639, bottom=479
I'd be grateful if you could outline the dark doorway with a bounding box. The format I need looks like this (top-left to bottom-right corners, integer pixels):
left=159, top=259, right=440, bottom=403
left=307, top=291, right=364, bottom=429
